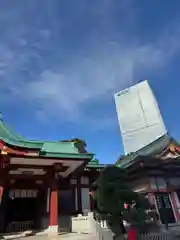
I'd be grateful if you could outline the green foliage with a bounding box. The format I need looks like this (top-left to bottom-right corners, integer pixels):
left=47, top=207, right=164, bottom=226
left=72, top=138, right=87, bottom=153
left=94, top=166, right=152, bottom=234
left=95, top=166, right=138, bottom=213
left=61, top=138, right=87, bottom=153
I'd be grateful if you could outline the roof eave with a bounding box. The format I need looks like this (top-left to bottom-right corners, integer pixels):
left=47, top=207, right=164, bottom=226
left=40, top=152, right=94, bottom=159
left=87, top=164, right=105, bottom=168
left=117, top=134, right=171, bottom=165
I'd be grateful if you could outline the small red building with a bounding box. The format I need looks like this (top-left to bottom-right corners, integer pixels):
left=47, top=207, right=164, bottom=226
left=0, top=116, right=104, bottom=235
left=117, top=134, right=180, bottom=226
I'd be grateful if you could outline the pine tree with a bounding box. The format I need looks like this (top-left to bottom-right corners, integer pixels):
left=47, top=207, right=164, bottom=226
left=93, top=166, right=151, bottom=238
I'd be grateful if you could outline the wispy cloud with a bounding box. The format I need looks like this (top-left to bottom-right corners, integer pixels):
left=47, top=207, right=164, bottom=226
left=0, top=0, right=180, bottom=127
left=10, top=35, right=180, bottom=120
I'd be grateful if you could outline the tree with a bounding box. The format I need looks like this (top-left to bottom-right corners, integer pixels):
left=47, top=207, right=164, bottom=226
left=61, top=138, right=87, bottom=153
left=93, top=166, right=151, bottom=239
left=72, top=138, right=87, bottom=153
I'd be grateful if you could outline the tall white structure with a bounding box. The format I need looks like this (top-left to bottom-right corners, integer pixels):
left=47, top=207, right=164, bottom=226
left=114, top=80, right=167, bottom=154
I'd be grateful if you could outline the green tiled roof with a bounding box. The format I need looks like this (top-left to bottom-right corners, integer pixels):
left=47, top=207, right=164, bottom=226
left=41, top=142, right=79, bottom=154
left=87, top=159, right=106, bottom=168
left=0, top=117, right=93, bottom=159
left=87, top=163, right=105, bottom=168
left=117, top=134, right=171, bottom=168
left=0, top=120, right=25, bottom=141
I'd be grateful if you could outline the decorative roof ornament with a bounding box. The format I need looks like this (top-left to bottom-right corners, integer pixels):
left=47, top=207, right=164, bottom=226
left=89, top=159, right=99, bottom=165
left=169, top=143, right=175, bottom=152
left=1, top=150, right=7, bottom=155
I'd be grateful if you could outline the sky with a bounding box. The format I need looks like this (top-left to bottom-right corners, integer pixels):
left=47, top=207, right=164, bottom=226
left=1, top=0, right=180, bottom=164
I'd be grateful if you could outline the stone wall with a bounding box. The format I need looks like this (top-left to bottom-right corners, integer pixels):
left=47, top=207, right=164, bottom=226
left=71, top=214, right=91, bottom=234
left=71, top=212, right=114, bottom=240
left=89, top=213, right=114, bottom=240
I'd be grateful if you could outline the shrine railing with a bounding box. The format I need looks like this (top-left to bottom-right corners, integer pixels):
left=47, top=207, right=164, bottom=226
left=90, top=212, right=177, bottom=240
left=139, top=232, right=177, bottom=240
left=6, top=221, right=34, bottom=232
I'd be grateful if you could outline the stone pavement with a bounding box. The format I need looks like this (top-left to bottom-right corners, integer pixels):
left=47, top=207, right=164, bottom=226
left=21, top=233, right=94, bottom=240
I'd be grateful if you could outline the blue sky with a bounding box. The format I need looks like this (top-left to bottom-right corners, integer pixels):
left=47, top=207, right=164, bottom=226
left=1, top=0, right=180, bottom=164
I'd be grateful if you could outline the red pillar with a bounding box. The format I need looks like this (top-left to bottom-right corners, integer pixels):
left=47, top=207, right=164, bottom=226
left=128, top=228, right=137, bottom=240
left=0, top=162, right=6, bottom=205
left=170, top=192, right=180, bottom=222
left=48, top=177, right=58, bottom=236
left=0, top=185, right=4, bottom=233
left=49, top=188, right=58, bottom=226
left=148, top=193, right=154, bottom=205
left=0, top=153, right=7, bottom=204
left=0, top=156, right=7, bottom=233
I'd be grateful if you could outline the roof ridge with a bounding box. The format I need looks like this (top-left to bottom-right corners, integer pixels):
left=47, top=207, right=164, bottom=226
left=40, top=150, right=93, bottom=155
left=19, top=139, right=83, bottom=145
left=117, top=134, right=170, bottom=166
left=130, top=134, right=170, bottom=156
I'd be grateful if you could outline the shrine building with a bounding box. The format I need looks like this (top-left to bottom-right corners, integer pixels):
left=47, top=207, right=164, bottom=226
left=117, top=134, right=180, bottom=226
left=0, top=115, right=105, bottom=235
left=1, top=113, right=180, bottom=234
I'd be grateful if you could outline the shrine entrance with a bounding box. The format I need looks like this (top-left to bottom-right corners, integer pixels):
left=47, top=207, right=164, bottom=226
left=5, top=189, right=39, bottom=232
